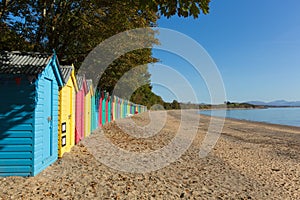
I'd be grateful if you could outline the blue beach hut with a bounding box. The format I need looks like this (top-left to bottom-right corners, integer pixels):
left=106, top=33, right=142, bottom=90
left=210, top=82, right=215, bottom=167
left=101, top=91, right=107, bottom=126
left=107, top=93, right=111, bottom=123
left=116, top=97, right=120, bottom=119
left=0, top=51, right=64, bottom=176
left=87, top=80, right=97, bottom=132
left=122, top=98, right=126, bottom=118
left=120, top=98, right=123, bottom=118
left=94, top=89, right=100, bottom=130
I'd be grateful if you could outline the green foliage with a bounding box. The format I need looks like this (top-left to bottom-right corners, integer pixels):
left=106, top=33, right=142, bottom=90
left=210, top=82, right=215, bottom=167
left=171, top=100, right=180, bottom=109
left=130, top=84, right=164, bottom=110
left=0, top=23, right=33, bottom=51
left=162, top=101, right=262, bottom=110
left=137, top=0, right=210, bottom=18
left=0, top=0, right=210, bottom=63
left=0, top=0, right=211, bottom=108
left=99, top=49, right=157, bottom=95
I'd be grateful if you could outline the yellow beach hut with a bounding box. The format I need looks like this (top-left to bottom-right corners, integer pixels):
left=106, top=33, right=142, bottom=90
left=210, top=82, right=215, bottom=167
left=126, top=101, right=131, bottom=117
left=120, top=98, right=124, bottom=118
left=58, top=65, right=78, bottom=158
left=84, top=79, right=93, bottom=137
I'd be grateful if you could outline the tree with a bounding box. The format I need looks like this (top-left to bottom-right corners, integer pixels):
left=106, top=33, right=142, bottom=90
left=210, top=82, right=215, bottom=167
left=0, top=23, right=33, bottom=51
left=0, top=0, right=211, bottom=107
left=171, top=100, right=180, bottom=109
left=0, top=0, right=210, bottom=57
left=137, top=0, right=210, bottom=18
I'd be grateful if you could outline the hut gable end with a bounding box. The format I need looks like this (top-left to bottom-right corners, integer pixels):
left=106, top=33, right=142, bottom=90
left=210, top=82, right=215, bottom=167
left=0, top=51, right=63, bottom=177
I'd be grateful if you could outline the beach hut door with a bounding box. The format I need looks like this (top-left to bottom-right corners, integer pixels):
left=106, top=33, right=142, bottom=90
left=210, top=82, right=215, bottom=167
left=67, top=85, right=72, bottom=147
left=43, top=78, right=53, bottom=160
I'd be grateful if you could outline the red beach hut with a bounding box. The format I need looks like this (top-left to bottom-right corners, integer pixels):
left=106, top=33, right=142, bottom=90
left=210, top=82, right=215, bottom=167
left=105, top=93, right=109, bottom=123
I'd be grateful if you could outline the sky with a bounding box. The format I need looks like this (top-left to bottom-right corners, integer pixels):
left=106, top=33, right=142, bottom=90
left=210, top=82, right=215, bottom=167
left=149, top=0, right=300, bottom=104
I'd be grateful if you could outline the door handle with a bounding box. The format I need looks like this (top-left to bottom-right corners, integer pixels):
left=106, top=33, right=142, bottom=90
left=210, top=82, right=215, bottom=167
left=47, top=116, right=52, bottom=122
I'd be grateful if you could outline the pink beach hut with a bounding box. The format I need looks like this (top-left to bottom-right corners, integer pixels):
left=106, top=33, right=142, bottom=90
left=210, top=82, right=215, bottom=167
left=105, top=93, right=109, bottom=123
left=111, top=96, right=115, bottom=122
left=75, top=75, right=87, bottom=144
left=98, top=94, right=102, bottom=127
left=98, top=91, right=104, bottom=127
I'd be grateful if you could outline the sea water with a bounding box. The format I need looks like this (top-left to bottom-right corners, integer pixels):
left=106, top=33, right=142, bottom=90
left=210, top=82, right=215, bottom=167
left=199, top=107, right=300, bottom=127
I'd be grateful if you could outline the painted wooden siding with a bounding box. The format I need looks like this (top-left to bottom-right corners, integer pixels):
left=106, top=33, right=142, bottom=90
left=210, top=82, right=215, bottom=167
left=105, top=96, right=108, bottom=123
left=121, top=100, right=124, bottom=118
left=99, top=96, right=103, bottom=127
left=113, top=97, right=117, bottom=121
left=0, top=75, right=35, bottom=176
left=91, top=94, right=96, bottom=131
left=95, top=91, right=100, bottom=129
left=101, top=94, right=106, bottom=126
left=107, top=96, right=111, bottom=123
left=75, top=89, right=84, bottom=144
left=33, top=62, right=60, bottom=176
left=111, top=97, right=114, bottom=122
left=58, top=76, right=76, bottom=157
left=115, top=98, right=119, bottom=120
left=122, top=100, right=125, bottom=118
left=127, top=101, right=130, bottom=116
left=119, top=98, right=122, bottom=119
left=0, top=54, right=63, bottom=177
left=125, top=100, right=127, bottom=117
left=84, top=90, right=91, bottom=137
left=117, top=98, right=121, bottom=119
left=121, top=99, right=125, bottom=118
left=135, top=104, right=137, bottom=113
left=71, top=81, right=76, bottom=145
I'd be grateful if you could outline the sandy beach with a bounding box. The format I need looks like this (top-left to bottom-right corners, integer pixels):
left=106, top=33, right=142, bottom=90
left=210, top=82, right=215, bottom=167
left=1, top=110, right=300, bottom=199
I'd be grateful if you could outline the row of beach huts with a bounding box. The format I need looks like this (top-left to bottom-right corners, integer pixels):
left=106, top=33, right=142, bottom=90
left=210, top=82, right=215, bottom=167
left=0, top=51, right=147, bottom=177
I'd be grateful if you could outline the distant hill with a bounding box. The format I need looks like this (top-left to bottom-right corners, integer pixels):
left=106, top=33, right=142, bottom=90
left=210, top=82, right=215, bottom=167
left=246, top=100, right=300, bottom=107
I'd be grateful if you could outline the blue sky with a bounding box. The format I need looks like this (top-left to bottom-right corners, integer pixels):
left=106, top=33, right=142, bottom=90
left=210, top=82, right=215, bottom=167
left=149, top=0, right=300, bottom=104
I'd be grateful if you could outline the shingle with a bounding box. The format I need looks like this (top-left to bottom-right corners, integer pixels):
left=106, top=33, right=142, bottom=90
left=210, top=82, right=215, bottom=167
left=0, top=51, right=51, bottom=75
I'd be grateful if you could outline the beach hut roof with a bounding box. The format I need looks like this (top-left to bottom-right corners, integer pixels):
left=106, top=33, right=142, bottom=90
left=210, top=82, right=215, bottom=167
left=0, top=51, right=52, bottom=75
left=60, top=65, right=73, bottom=83
left=86, top=79, right=93, bottom=94
left=76, top=75, right=84, bottom=90
left=86, top=79, right=92, bottom=89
